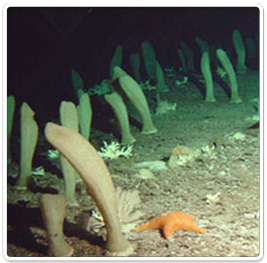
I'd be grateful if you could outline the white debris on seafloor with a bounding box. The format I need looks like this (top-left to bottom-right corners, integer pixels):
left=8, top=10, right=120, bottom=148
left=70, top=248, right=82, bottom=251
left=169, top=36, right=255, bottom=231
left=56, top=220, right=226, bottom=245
left=204, top=191, right=221, bottom=204
left=133, top=168, right=155, bottom=180
left=134, top=160, right=168, bottom=171
left=232, top=132, right=246, bottom=141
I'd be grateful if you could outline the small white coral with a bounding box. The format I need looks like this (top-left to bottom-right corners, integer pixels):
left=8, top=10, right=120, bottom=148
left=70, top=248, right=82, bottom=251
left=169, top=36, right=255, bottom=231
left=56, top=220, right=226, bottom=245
left=32, top=166, right=46, bottom=175
left=140, top=80, right=156, bottom=91
left=47, top=149, right=59, bottom=160
left=155, top=100, right=177, bottom=116
left=201, top=144, right=215, bottom=154
left=164, top=67, right=175, bottom=77
left=175, top=76, right=188, bottom=87
left=216, top=66, right=227, bottom=78
left=88, top=79, right=111, bottom=96
left=98, top=141, right=133, bottom=160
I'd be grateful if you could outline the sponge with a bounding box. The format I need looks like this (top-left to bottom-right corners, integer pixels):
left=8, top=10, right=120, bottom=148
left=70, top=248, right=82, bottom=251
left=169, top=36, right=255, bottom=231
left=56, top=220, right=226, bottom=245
left=113, top=66, right=157, bottom=135
left=39, top=194, right=74, bottom=257
left=7, top=95, right=15, bottom=164
left=216, top=49, right=242, bottom=103
left=44, top=123, right=134, bottom=256
left=233, top=29, right=247, bottom=74
left=201, top=52, right=216, bottom=102
left=105, top=92, right=136, bottom=145
left=17, top=102, right=38, bottom=189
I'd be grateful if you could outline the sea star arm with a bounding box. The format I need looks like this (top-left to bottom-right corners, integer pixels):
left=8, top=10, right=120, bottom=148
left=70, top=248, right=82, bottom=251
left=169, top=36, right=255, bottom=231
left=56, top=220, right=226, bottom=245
left=163, top=223, right=176, bottom=238
left=180, top=223, right=206, bottom=234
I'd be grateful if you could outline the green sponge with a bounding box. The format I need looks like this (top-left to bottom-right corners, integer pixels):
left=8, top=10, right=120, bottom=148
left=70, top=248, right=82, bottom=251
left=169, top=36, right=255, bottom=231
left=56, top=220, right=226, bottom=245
left=113, top=66, right=157, bottom=135
left=71, top=70, right=84, bottom=100
left=7, top=95, right=15, bottom=164
left=17, top=102, right=39, bottom=189
left=232, top=29, right=247, bottom=74
left=105, top=92, right=136, bottom=145
left=216, top=49, right=242, bottom=103
left=110, top=45, right=123, bottom=78
left=201, top=52, right=216, bottom=102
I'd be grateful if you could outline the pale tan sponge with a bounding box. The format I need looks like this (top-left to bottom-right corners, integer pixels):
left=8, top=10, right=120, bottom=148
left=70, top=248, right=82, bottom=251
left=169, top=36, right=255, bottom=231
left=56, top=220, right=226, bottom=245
left=17, top=102, right=38, bottom=189
left=105, top=91, right=136, bottom=145
left=113, top=66, right=158, bottom=135
left=44, top=123, right=134, bottom=256
left=39, top=194, right=74, bottom=257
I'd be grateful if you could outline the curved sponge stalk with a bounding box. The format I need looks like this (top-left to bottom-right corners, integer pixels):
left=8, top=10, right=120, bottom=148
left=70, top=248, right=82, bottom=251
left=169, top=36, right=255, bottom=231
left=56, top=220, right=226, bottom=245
left=17, top=102, right=38, bottom=189
left=77, top=93, right=92, bottom=141
left=110, top=45, right=123, bottom=78
left=233, top=29, right=247, bottom=74
left=113, top=66, right=158, bottom=135
left=71, top=70, right=84, bottom=100
left=130, top=53, right=141, bottom=82
left=201, top=52, right=216, bottom=102
left=39, top=194, right=74, bottom=257
left=141, top=40, right=157, bottom=81
left=216, top=49, right=242, bottom=104
left=7, top=95, right=15, bottom=164
left=59, top=101, right=81, bottom=205
left=156, top=60, right=169, bottom=93
left=105, top=92, right=136, bottom=145
left=44, top=123, right=134, bottom=256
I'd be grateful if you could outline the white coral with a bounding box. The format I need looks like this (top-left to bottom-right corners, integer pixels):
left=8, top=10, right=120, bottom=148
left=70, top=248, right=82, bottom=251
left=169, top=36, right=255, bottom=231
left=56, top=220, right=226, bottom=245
left=47, top=149, right=59, bottom=160
left=88, top=79, right=111, bottom=96
left=216, top=65, right=227, bottom=78
left=98, top=141, right=133, bottom=160
left=32, top=166, right=46, bottom=175
left=140, top=80, right=156, bottom=91
left=155, top=100, right=177, bottom=116
left=175, top=76, right=188, bottom=87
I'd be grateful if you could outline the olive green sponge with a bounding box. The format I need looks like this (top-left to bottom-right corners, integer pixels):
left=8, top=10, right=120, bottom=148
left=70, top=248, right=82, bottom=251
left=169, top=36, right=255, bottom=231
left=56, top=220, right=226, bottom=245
left=233, top=29, right=247, bottom=74
left=201, top=52, right=216, bottom=102
left=216, top=49, right=242, bottom=103
left=105, top=92, right=136, bottom=145
left=113, top=66, right=157, bottom=135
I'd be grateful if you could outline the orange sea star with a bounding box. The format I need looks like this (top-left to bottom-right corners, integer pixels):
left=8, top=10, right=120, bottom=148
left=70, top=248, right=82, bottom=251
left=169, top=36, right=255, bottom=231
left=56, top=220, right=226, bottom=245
left=135, top=210, right=206, bottom=238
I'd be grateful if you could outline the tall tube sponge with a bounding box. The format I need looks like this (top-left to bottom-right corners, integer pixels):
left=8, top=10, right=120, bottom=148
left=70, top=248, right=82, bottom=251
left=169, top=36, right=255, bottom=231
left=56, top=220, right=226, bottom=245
left=39, top=194, right=74, bottom=257
left=44, top=123, right=134, bottom=256
left=112, top=66, right=157, bottom=135
left=7, top=95, right=15, bottom=164
left=17, top=102, right=38, bottom=189
left=59, top=101, right=81, bottom=206
left=232, top=29, right=247, bottom=74
left=105, top=91, right=136, bottom=145
left=216, top=49, right=242, bottom=104
left=201, top=52, right=216, bottom=102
